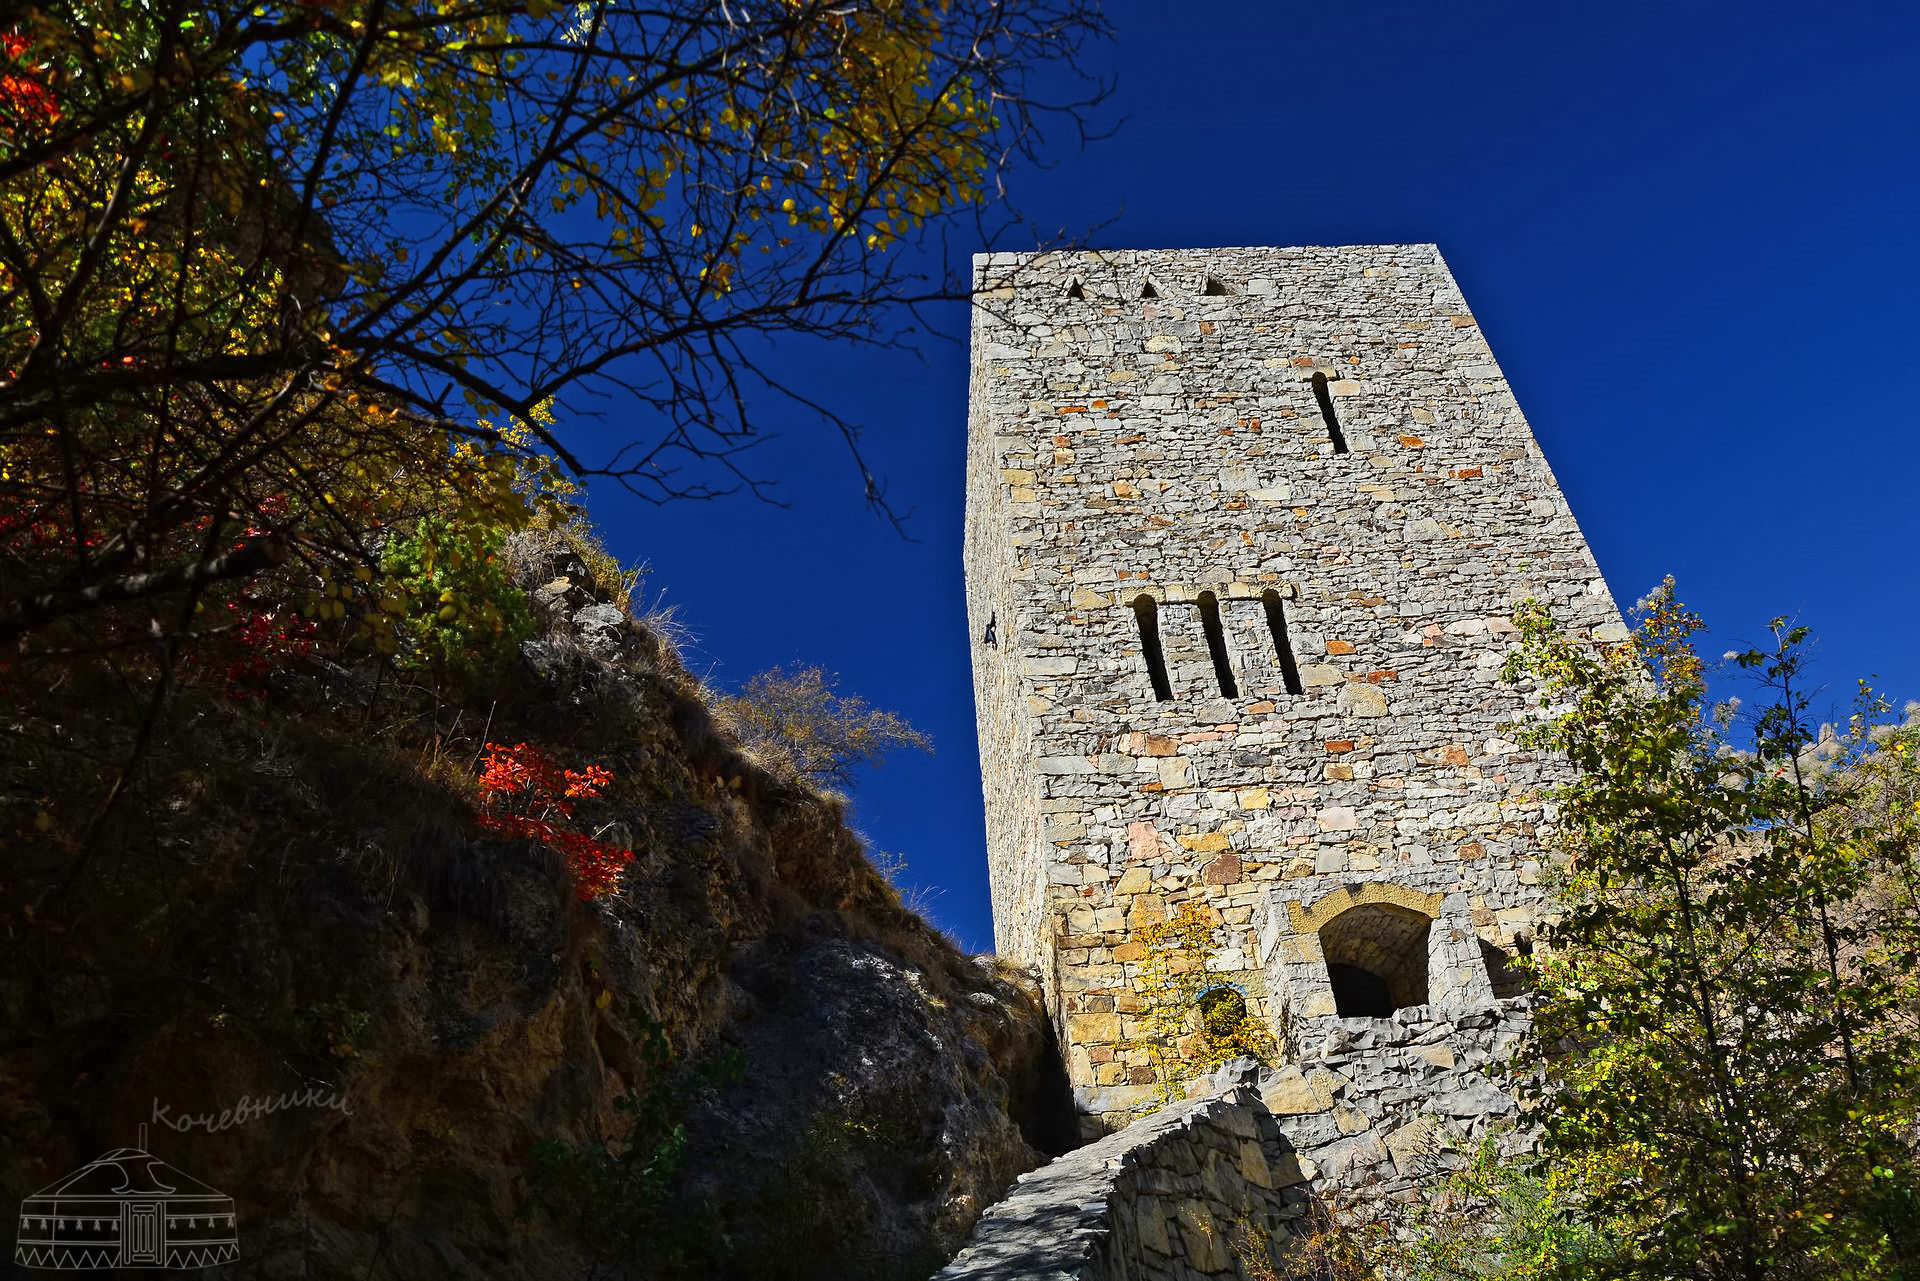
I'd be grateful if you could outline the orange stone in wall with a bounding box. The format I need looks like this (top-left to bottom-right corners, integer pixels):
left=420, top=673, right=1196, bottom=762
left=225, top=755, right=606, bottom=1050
left=1203, top=853, right=1243, bottom=885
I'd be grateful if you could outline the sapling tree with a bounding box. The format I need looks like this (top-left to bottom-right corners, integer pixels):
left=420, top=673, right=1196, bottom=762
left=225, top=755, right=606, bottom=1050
left=1504, top=581, right=1920, bottom=1280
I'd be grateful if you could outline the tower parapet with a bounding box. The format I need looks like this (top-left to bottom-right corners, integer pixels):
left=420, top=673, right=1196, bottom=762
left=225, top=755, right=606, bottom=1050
left=964, top=245, right=1623, bottom=1135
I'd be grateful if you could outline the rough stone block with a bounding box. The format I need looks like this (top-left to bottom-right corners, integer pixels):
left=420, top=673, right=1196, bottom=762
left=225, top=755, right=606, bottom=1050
left=1316, top=806, right=1360, bottom=832
left=1338, top=684, right=1390, bottom=717
left=1236, top=1140, right=1274, bottom=1189
left=1385, top=1115, right=1449, bottom=1177
left=1174, top=1200, right=1227, bottom=1272
left=1258, top=1066, right=1335, bottom=1116
left=1202, top=853, right=1242, bottom=885
left=1136, top=1198, right=1172, bottom=1255
left=1069, top=1012, right=1123, bottom=1043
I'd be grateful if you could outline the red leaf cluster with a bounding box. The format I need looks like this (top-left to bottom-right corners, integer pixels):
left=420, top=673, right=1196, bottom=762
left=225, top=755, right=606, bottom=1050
left=475, top=741, right=632, bottom=900
left=0, top=505, right=76, bottom=552
left=1, top=31, right=59, bottom=133
left=220, top=604, right=318, bottom=699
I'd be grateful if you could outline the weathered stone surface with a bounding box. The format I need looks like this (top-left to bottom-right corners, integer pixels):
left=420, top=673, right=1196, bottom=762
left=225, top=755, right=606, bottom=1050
left=1337, top=683, right=1389, bottom=718
left=1429, top=1078, right=1517, bottom=1117
left=1385, top=1115, right=1450, bottom=1177
left=1259, top=1065, right=1335, bottom=1116
left=1236, top=1139, right=1274, bottom=1188
left=962, top=245, right=1622, bottom=1154
left=572, top=601, right=627, bottom=636
left=1070, top=1011, right=1124, bottom=1043
left=935, top=1080, right=1301, bottom=1281
left=1202, top=853, right=1244, bottom=885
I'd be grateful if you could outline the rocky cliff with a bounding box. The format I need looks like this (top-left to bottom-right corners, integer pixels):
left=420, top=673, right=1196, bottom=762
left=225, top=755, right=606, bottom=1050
left=0, top=545, right=1070, bottom=1280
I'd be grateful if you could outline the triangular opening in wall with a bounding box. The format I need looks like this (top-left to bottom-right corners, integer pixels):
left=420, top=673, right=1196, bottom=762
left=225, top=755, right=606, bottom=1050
left=1139, top=280, right=1158, bottom=300
left=1203, top=276, right=1229, bottom=296
left=1066, top=279, right=1085, bottom=300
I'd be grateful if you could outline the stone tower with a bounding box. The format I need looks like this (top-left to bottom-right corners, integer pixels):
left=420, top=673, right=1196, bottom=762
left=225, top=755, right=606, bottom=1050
left=964, top=245, right=1625, bottom=1138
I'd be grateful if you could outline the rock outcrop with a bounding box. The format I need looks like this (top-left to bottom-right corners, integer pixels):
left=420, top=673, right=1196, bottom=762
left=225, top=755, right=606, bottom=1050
left=0, top=552, right=1069, bottom=1281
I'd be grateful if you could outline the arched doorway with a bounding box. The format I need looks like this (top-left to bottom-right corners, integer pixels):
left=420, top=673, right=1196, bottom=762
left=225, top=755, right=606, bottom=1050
left=1318, top=902, right=1432, bottom=1017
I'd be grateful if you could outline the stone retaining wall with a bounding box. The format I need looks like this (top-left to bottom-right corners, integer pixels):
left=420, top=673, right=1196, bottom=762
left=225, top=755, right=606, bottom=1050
left=937, top=999, right=1533, bottom=1280
left=933, top=1078, right=1308, bottom=1281
left=1257, top=1001, right=1531, bottom=1197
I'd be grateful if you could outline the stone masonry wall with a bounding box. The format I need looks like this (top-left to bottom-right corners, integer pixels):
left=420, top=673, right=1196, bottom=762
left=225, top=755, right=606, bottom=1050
left=963, top=245, right=1624, bottom=1134
left=965, top=326, right=1056, bottom=976
left=933, top=1073, right=1309, bottom=1281
left=1256, top=1002, right=1531, bottom=1197
left=936, top=1002, right=1532, bottom=1281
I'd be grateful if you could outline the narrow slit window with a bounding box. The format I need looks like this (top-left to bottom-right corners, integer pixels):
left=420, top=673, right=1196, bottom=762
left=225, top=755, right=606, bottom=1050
left=1132, top=595, right=1174, bottom=702
left=1197, top=592, right=1238, bottom=698
left=1310, top=372, right=1349, bottom=455
left=1066, top=279, right=1085, bottom=300
left=1262, top=590, right=1304, bottom=696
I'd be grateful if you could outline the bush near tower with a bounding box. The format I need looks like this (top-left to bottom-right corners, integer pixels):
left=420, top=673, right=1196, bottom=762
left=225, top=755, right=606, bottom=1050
left=1497, top=583, right=1920, bottom=1280
left=1127, top=903, right=1279, bottom=1099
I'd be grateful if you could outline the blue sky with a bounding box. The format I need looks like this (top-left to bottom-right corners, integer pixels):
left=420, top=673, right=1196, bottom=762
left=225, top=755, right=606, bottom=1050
left=590, top=0, right=1920, bottom=952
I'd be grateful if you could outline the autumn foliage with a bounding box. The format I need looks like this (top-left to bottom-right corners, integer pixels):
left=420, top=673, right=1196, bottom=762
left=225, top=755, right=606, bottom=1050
left=1123, top=903, right=1279, bottom=1102
left=0, top=30, right=58, bottom=133
left=215, top=603, right=319, bottom=699
left=1, top=0, right=1103, bottom=664
left=1500, top=585, right=1920, bottom=1278
left=476, top=742, right=633, bottom=901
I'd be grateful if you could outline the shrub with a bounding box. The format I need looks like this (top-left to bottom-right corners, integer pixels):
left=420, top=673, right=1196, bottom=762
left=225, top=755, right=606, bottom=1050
left=381, top=514, right=537, bottom=684
left=1124, top=903, right=1277, bottom=1100
left=721, top=666, right=930, bottom=789
left=476, top=741, right=633, bottom=900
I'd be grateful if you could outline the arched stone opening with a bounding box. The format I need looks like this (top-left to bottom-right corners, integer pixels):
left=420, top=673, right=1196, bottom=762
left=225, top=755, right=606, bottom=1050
left=1318, top=903, right=1431, bottom=1017
left=1196, top=985, right=1248, bottom=1038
